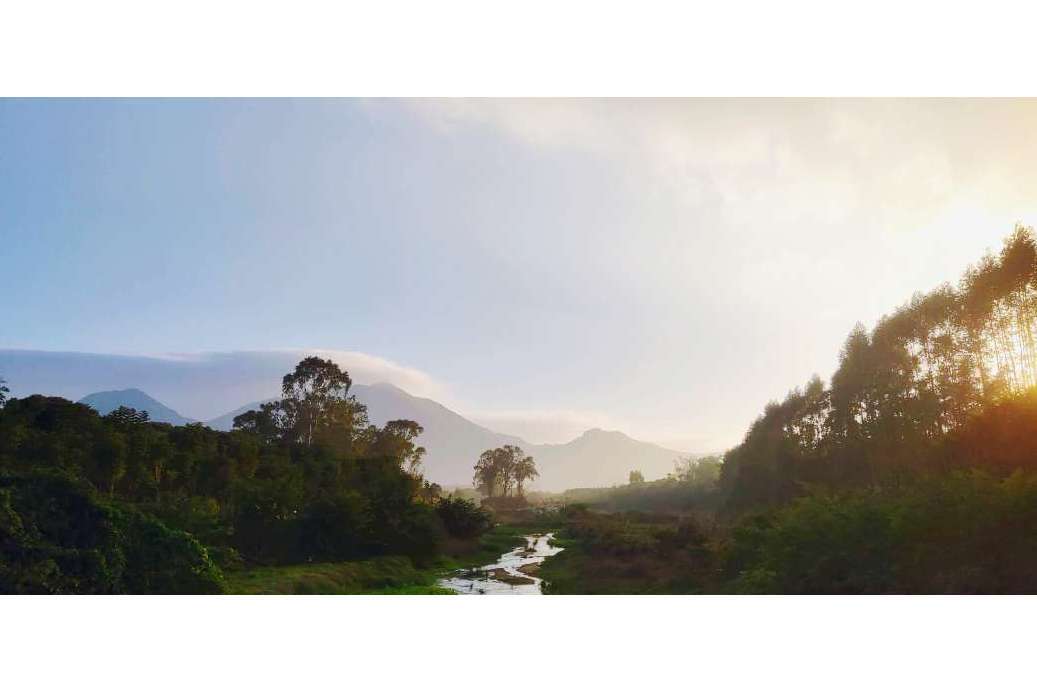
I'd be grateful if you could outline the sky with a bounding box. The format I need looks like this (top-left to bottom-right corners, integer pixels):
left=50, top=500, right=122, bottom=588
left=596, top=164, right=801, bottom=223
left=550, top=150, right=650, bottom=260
left=3, top=98, right=1037, bottom=451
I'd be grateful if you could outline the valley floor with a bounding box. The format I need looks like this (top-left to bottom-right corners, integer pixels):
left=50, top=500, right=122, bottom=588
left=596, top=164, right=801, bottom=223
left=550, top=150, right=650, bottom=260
left=225, top=523, right=540, bottom=595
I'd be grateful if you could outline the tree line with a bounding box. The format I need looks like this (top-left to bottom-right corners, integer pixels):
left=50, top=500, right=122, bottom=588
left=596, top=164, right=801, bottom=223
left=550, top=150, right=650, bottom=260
left=0, top=357, right=491, bottom=593
left=539, top=224, right=1037, bottom=594
left=722, top=224, right=1037, bottom=512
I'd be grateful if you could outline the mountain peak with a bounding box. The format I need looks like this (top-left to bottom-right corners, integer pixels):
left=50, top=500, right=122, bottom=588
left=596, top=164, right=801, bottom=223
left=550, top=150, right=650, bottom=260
left=578, top=427, right=629, bottom=441
left=366, top=381, right=408, bottom=394
left=78, top=388, right=193, bottom=425
left=94, top=387, right=147, bottom=396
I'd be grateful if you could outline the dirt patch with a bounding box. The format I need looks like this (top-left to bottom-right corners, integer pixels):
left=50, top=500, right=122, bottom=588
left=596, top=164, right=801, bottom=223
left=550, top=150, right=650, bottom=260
left=485, top=568, right=536, bottom=585
left=516, top=562, right=540, bottom=577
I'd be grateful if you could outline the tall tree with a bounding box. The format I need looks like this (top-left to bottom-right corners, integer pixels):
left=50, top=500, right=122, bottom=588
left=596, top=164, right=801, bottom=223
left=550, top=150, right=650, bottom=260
left=473, top=445, right=535, bottom=497
left=374, top=419, right=427, bottom=475
left=278, top=356, right=356, bottom=446
left=513, top=453, right=538, bottom=497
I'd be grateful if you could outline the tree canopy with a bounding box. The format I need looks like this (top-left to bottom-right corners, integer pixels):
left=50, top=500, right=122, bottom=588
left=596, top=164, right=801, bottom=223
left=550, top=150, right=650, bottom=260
left=0, top=357, right=490, bottom=593
left=472, top=445, right=538, bottom=498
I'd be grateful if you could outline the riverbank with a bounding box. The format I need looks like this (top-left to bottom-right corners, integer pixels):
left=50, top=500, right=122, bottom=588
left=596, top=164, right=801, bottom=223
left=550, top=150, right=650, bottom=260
left=224, top=555, right=455, bottom=594
left=437, top=531, right=563, bottom=594
left=225, top=522, right=543, bottom=595
left=538, top=510, right=714, bottom=594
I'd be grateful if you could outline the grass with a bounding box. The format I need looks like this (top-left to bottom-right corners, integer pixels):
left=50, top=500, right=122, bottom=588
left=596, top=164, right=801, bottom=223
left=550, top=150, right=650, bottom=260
left=224, top=555, right=455, bottom=595
left=225, top=520, right=556, bottom=595
left=538, top=513, right=713, bottom=594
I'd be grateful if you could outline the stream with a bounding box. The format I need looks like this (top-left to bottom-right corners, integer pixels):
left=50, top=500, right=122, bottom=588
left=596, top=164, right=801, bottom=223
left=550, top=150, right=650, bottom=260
left=438, top=533, right=563, bottom=595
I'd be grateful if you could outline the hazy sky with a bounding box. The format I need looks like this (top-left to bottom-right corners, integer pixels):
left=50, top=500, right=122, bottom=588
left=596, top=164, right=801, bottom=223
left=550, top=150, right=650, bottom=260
left=3, top=99, right=1037, bottom=450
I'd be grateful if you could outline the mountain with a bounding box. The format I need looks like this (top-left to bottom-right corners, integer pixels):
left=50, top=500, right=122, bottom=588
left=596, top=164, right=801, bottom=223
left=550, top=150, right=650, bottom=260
left=205, top=398, right=278, bottom=431
left=205, top=383, right=527, bottom=486
left=530, top=428, right=686, bottom=490
left=78, top=388, right=194, bottom=425
left=206, top=383, right=688, bottom=490
left=7, top=350, right=691, bottom=490
left=356, top=382, right=531, bottom=484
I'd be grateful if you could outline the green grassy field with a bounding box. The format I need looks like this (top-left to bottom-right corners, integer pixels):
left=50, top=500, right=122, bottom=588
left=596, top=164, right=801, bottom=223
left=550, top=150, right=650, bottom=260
left=225, top=555, right=455, bottom=594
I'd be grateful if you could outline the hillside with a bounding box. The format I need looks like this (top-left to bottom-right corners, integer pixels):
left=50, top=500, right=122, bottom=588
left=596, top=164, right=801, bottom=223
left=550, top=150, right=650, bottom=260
left=207, top=383, right=688, bottom=489
left=78, top=388, right=194, bottom=425
left=530, top=428, right=686, bottom=490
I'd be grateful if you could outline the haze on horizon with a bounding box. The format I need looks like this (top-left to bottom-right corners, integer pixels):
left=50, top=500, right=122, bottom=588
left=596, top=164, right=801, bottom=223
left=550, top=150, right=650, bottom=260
left=3, top=98, right=1037, bottom=452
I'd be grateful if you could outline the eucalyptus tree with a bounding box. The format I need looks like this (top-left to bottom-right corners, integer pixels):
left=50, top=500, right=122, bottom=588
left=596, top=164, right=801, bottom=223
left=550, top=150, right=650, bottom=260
left=722, top=224, right=1037, bottom=513
left=513, top=453, right=539, bottom=497
left=473, top=445, right=536, bottom=497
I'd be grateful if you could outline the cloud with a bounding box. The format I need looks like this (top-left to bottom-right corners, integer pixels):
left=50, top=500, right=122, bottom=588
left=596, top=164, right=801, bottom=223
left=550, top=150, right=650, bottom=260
left=303, top=349, right=443, bottom=399
left=0, top=348, right=446, bottom=420
left=408, top=98, right=1037, bottom=233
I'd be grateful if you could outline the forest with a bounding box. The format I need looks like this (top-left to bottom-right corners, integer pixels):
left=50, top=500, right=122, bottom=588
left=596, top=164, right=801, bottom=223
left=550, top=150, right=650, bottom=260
left=539, top=224, right=1037, bottom=593
left=722, top=224, right=1037, bottom=512
left=0, top=358, right=493, bottom=593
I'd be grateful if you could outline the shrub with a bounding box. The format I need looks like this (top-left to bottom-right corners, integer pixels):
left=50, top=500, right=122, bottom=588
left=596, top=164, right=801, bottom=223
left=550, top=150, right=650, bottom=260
left=435, top=497, right=493, bottom=539
left=722, top=471, right=1037, bottom=594
left=0, top=472, right=224, bottom=594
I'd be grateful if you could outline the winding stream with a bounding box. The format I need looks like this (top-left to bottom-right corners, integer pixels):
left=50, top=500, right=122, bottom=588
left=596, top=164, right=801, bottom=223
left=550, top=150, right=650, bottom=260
left=439, top=533, right=563, bottom=595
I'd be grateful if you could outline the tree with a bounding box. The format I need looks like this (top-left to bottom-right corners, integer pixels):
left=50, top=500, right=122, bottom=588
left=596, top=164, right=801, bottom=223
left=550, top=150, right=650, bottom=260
left=472, top=445, right=534, bottom=497
left=95, top=430, right=128, bottom=497
left=721, top=224, right=1037, bottom=515
left=473, top=449, right=500, bottom=497
left=374, top=419, right=427, bottom=475
left=0, top=358, right=494, bottom=589
left=105, top=405, right=150, bottom=426
left=277, top=356, right=356, bottom=446
left=0, top=473, right=224, bottom=594
left=232, top=402, right=281, bottom=442
left=435, top=497, right=493, bottom=539
left=629, top=470, right=645, bottom=484
left=232, top=356, right=371, bottom=453
left=513, top=454, right=538, bottom=497
left=0, top=377, right=8, bottom=408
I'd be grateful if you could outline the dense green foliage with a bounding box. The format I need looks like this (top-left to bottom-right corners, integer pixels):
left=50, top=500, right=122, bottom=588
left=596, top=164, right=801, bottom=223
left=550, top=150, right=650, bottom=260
left=722, top=225, right=1037, bottom=512
left=0, top=357, right=490, bottom=593
left=543, top=463, right=1037, bottom=594
left=703, top=227, right=1037, bottom=591
left=542, top=227, right=1037, bottom=594
left=435, top=496, right=494, bottom=539
left=722, top=470, right=1037, bottom=594
left=0, top=473, right=223, bottom=594
left=540, top=506, right=712, bottom=594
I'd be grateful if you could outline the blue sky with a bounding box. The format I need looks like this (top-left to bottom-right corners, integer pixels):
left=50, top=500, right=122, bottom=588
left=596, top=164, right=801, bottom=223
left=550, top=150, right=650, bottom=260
left=3, top=99, right=1037, bottom=449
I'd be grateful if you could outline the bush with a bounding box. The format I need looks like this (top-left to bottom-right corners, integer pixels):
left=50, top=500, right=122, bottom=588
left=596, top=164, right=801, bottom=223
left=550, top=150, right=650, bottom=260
left=435, top=497, right=493, bottom=539
left=376, top=504, right=445, bottom=565
left=0, top=473, right=224, bottom=594
left=298, top=490, right=370, bottom=562
left=722, top=471, right=1037, bottom=594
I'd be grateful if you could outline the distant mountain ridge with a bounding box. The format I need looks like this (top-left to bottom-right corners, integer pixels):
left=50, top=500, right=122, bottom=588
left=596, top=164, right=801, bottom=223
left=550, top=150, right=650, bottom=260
left=530, top=427, right=687, bottom=490
left=204, top=398, right=278, bottom=431
left=78, top=388, right=195, bottom=426
left=77, top=383, right=691, bottom=490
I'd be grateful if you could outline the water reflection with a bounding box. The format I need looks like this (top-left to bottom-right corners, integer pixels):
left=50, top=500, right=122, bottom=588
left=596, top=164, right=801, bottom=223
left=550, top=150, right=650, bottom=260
left=438, top=533, right=563, bottom=595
